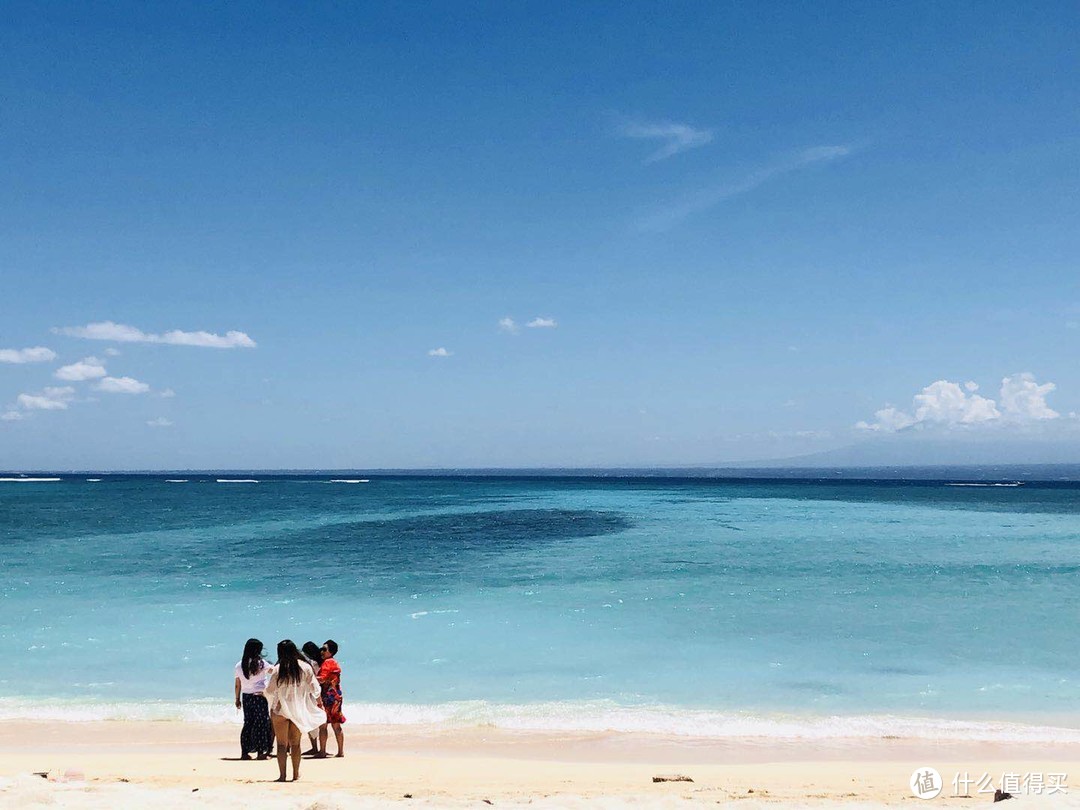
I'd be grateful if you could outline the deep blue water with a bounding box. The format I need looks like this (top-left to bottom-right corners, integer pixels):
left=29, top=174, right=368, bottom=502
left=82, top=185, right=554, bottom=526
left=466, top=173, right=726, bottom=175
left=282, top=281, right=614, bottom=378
left=1, top=472, right=1078, bottom=739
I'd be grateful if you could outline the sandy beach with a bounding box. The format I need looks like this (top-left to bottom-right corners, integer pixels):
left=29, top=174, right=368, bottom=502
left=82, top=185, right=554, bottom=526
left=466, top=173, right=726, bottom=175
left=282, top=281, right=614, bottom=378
left=1, top=721, right=1076, bottom=808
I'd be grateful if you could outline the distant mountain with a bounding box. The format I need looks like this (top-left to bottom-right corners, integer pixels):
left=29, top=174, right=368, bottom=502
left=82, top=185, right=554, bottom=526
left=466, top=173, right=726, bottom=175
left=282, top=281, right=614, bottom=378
left=737, top=436, right=1080, bottom=468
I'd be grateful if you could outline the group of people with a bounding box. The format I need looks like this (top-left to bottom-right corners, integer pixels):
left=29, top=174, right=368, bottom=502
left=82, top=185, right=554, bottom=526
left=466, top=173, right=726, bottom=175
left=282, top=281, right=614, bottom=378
left=233, top=637, right=346, bottom=782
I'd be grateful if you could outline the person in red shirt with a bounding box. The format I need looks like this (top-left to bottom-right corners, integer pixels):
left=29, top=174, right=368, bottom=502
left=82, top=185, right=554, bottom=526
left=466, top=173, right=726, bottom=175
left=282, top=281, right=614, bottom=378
left=316, top=639, right=346, bottom=757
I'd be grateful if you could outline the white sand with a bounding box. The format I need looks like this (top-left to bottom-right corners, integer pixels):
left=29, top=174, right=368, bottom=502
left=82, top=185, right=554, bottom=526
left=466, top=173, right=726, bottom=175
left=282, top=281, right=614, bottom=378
left=0, top=721, right=1077, bottom=808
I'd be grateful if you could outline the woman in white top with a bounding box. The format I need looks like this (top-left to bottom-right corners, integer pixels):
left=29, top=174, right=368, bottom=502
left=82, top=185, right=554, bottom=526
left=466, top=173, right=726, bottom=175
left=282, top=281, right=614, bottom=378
left=233, top=638, right=273, bottom=760
left=263, top=639, right=324, bottom=782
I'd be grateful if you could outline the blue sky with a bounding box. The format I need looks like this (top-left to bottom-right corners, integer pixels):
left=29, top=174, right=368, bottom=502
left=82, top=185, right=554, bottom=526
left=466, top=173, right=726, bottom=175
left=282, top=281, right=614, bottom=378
left=2, top=2, right=1079, bottom=469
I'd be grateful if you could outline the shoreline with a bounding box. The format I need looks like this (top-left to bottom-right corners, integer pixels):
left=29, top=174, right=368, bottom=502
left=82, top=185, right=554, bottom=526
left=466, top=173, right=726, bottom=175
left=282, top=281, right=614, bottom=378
left=1, top=720, right=1077, bottom=808
left=3, top=697, right=1078, bottom=743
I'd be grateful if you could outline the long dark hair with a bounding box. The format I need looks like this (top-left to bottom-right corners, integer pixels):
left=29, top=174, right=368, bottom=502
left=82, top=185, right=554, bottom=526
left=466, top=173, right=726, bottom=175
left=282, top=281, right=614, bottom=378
left=301, top=641, right=321, bottom=665
left=241, top=638, right=265, bottom=679
left=275, top=639, right=303, bottom=684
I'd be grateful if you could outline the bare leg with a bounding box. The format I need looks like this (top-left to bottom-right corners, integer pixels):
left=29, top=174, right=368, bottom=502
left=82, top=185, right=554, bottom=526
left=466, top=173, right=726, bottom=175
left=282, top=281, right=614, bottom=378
left=317, top=723, right=329, bottom=757
left=305, top=730, right=318, bottom=755
left=288, top=722, right=302, bottom=781
left=332, top=722, right=344, bottom=757
left=271, top=715, right=290, bottom=782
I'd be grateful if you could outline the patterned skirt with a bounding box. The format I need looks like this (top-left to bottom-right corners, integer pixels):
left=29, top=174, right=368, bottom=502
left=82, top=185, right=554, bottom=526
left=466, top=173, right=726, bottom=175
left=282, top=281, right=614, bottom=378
left=322, top=686, right=346, bottom=725
left=240, top=693, right=273, bottom=755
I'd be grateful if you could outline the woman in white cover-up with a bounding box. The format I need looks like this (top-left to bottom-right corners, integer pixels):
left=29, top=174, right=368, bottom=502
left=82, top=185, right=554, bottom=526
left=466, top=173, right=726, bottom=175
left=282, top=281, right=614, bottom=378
left=263, top=639, right=324, bottom=782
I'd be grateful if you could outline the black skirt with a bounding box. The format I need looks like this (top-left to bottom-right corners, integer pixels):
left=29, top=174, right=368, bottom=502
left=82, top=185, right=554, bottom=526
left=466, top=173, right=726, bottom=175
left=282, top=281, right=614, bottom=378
left=240, top=693, right=273, bottom=755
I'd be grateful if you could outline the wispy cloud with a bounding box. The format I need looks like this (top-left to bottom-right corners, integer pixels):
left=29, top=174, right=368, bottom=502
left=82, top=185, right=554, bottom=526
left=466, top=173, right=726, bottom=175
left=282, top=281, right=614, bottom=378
left=857, top=373, right=1059, bottom=433
left=526, top=317, right=558, bottom=329
left=1, top=411, right=24, bottom=421
left=146, top=417, right=174, bottom=427
left=498, top=317, right=519, bottom=334
left=55, top=321, right=256, bottom=349
left=55, top=356, right=107, bottom=381
left=427, top=347, right=452, bottom=357
left=17, top=386, right=75, bottom=411
left=0, top=346, right=56, bottom=364
left=617, top=120, right=713, bottom=163
left=96, top=376, right=151, bottom=394
left=639, top=145, right=851, bottom=232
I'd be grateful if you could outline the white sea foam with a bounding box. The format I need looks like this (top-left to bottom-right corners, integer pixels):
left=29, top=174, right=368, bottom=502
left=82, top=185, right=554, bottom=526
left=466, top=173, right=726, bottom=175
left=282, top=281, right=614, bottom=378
left=329, top=479, right=370, bottom=483
left=165, top=479, right=189, bottom=483
left=86, top=479, right=102, bottom=482
left=0, top=477, right=62, bottom=482
left=0, top=697, right=1076, bottom=743
left=216, top=479, right=258, bottom=483
left=946, top=482, right=1024, bottom=487
left=0, top=697, right=236, bottom=724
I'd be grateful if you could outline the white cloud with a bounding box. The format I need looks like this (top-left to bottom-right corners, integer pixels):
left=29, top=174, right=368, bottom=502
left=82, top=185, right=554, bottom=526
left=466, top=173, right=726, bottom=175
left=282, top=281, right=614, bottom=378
left=16, top=394, right=61, bottom=410
left=17, top=386, right=75, bottom=411
left=0, top=346, right=56, bottom=364
left=56, top=322, right=147, bottom=342
left=1, top=410, right=24, bottom=421
left=857, top=373, right=1059, bottom=432
left=428, top=347, right=452, bottom=357
left=913, top=380, right=1000, bottom=425
left=999, top=372, right=1058, bottom=420
left=498, top=317, right=519, bottom=334
left=526, top=317, right=558, bottom=328
left=104, top=347, right=121, bottom=356
left=159, top=388, right=176, bottom=398
left=54, top=356, right=107, bottom=381
left=146, top=417, right=174, bottom=427
left=158, top=328, right=256, bottom=348
left=639, top=145, right=852, bottom=232
left=617, top=120, right=713, bottom=163
left=856, top=406, right=916, bottom=433
left=55, top=321, right=256, bottom=349
left=96, top=376, right=150, bottom=394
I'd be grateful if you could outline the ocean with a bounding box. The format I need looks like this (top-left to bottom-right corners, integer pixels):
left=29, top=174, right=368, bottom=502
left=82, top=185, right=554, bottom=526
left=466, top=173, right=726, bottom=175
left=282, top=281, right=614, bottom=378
left=1, top=471, right=1078, bottom=742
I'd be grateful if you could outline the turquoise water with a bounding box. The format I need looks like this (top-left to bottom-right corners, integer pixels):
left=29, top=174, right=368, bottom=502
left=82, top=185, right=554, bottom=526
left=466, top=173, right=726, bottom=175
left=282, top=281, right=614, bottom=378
left=1, top=474, right=1078, bottom=740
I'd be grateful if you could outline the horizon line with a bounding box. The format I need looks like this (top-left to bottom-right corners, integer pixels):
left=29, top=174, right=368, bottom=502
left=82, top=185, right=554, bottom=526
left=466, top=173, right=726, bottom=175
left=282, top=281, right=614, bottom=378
left=3, top=462, right=1079, bottom=476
